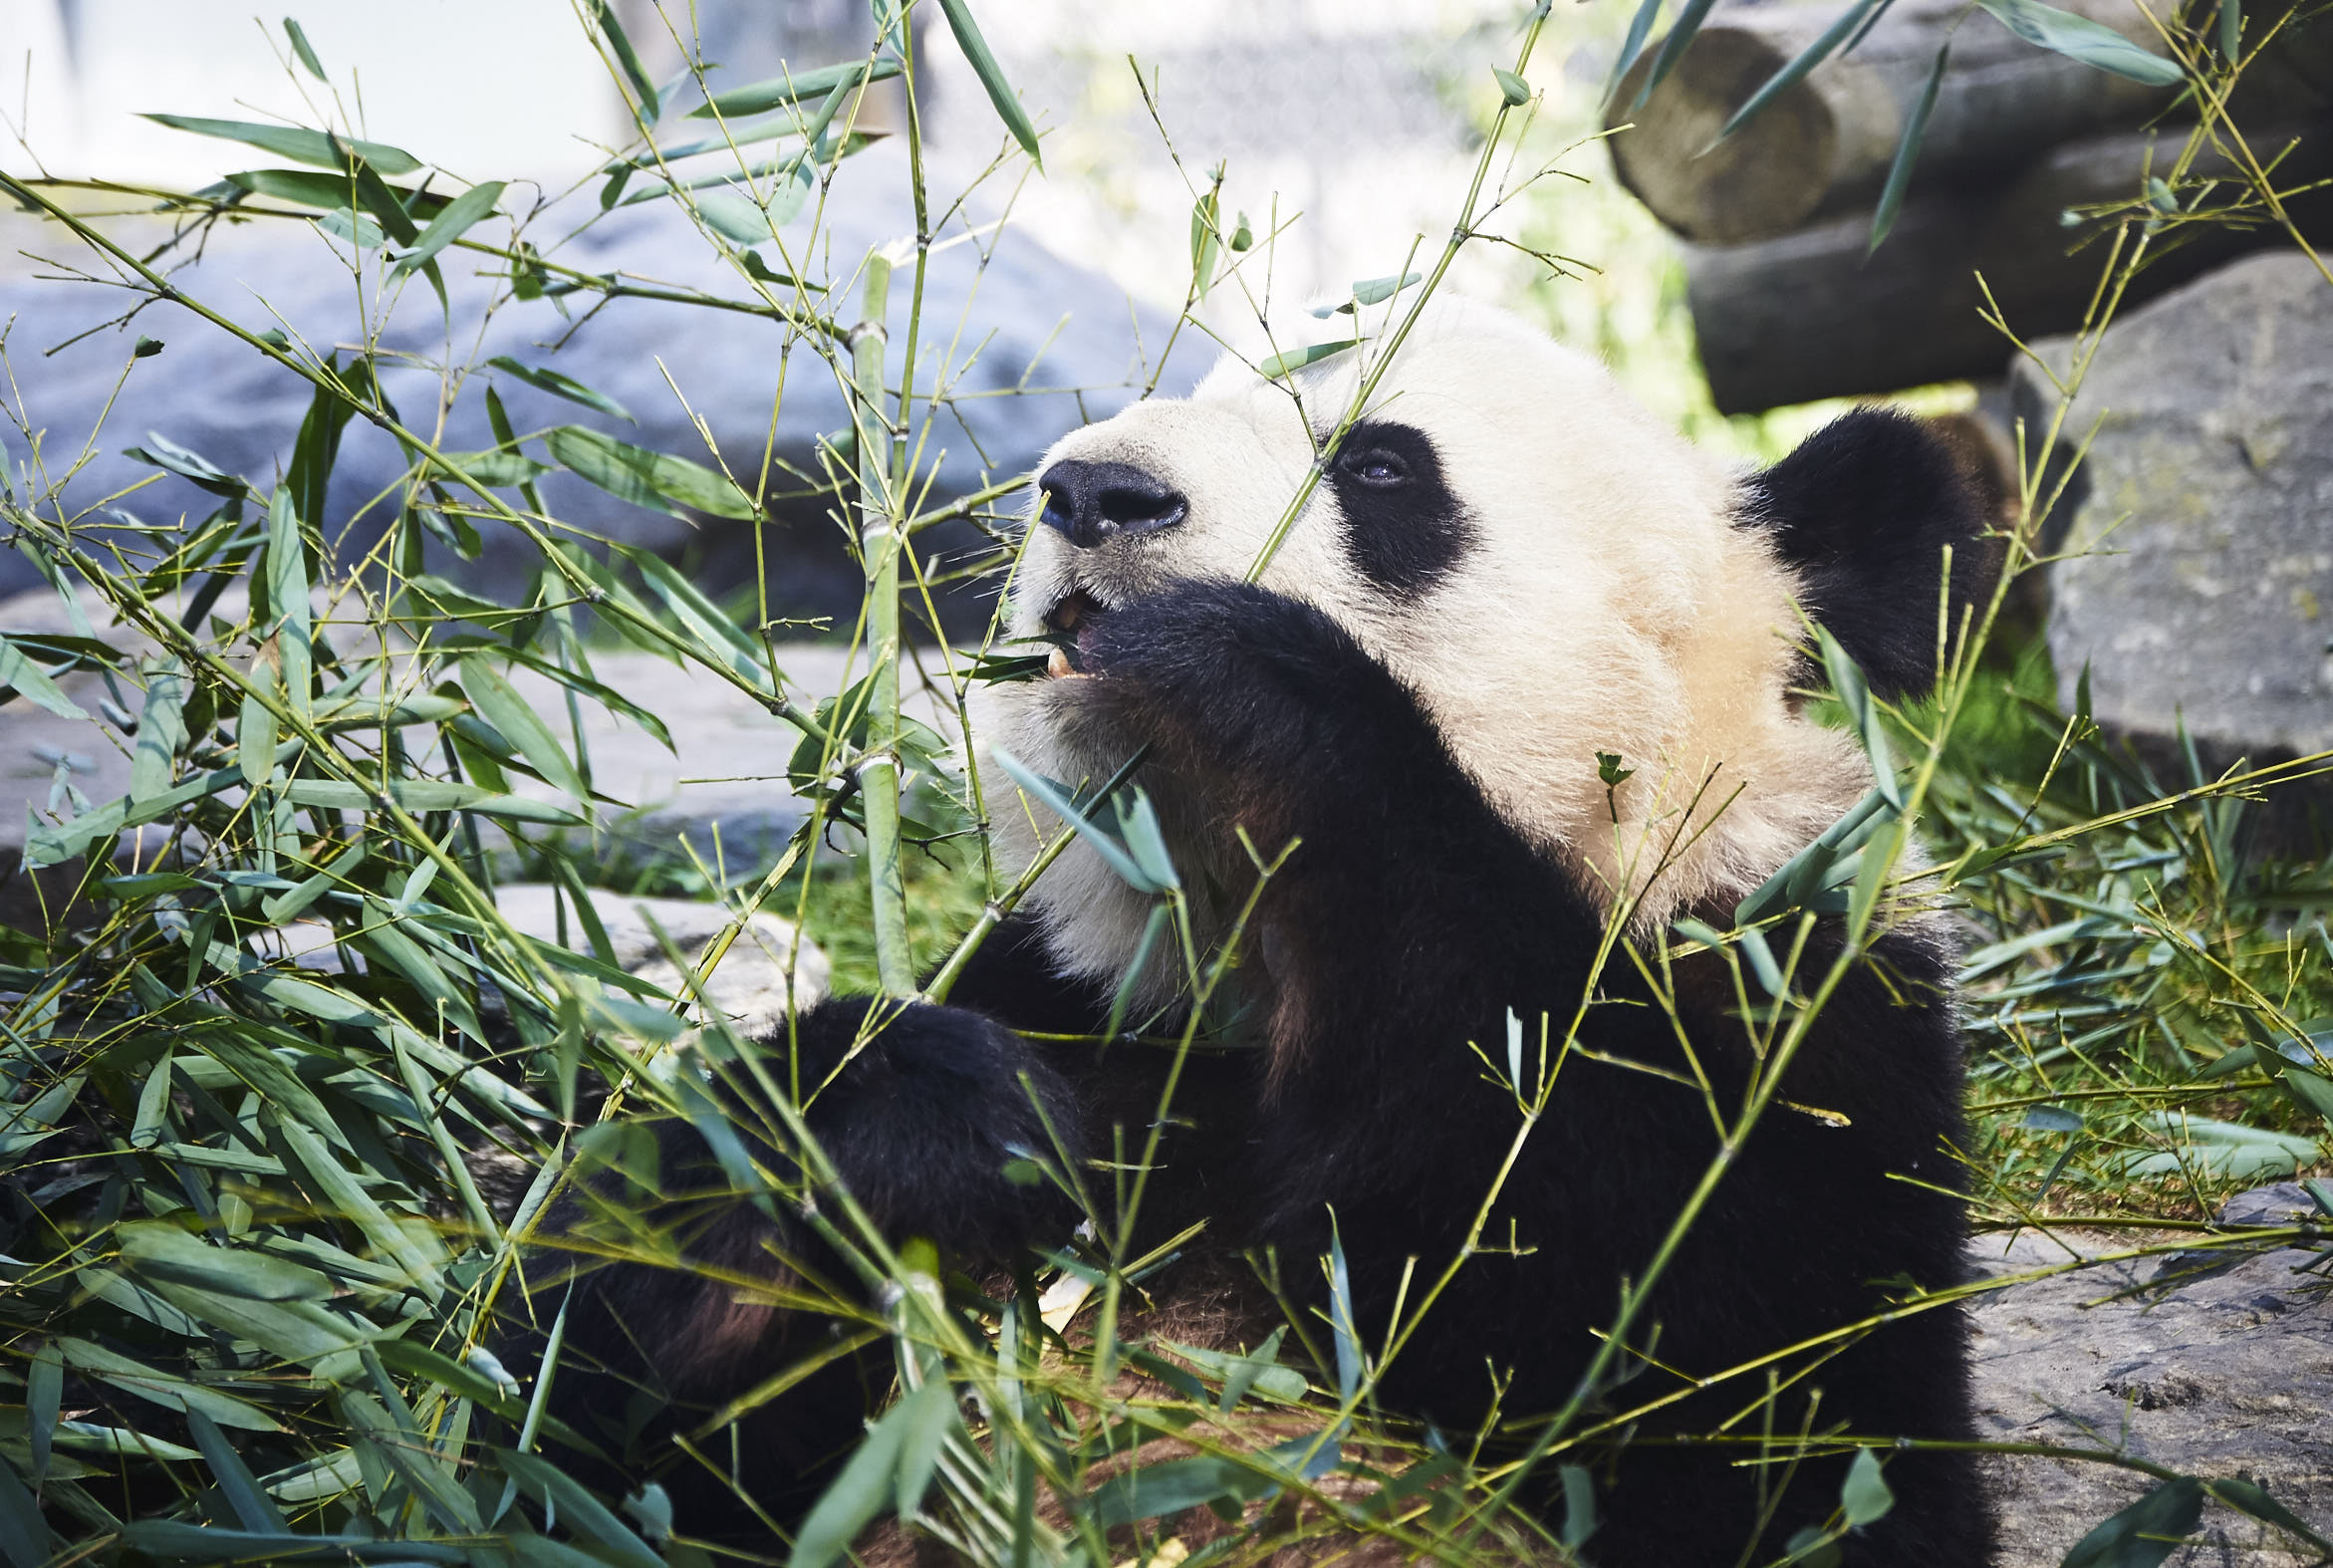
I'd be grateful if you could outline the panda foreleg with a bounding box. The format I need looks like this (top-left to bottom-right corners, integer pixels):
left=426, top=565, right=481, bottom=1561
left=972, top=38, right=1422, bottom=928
left=547, top=993, right=1088, bottom=1537
left=1068, top=579, right=1512, bottom=856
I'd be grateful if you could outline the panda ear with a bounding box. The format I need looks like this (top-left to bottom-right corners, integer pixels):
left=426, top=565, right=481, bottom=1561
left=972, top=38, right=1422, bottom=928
left=1743, top=407, right=2005, bottom=701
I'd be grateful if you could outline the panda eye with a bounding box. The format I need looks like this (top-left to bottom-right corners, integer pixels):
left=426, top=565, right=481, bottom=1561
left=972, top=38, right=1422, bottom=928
left=1339, top=446, right=1410, bottom=487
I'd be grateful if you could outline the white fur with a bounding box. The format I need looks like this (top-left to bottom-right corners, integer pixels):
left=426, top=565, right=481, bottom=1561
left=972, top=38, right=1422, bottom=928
left=972, top=299, right=1878, bottom=1001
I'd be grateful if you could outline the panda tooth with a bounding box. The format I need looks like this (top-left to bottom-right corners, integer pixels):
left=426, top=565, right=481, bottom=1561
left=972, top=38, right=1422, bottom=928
left=1047, top=646, right=1074, bottom=679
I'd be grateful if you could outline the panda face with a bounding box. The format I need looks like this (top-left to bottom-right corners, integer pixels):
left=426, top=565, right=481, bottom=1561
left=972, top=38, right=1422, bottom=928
left=978, top=299, right=1879, bottom=993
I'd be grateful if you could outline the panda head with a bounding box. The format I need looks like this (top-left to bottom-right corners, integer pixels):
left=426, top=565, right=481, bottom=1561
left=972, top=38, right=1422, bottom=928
left=978, top=298, right=1994, bottom=997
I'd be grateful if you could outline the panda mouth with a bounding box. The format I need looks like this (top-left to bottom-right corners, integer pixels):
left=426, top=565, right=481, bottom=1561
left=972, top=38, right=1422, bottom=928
left=1040, top=589, right=1110, bottom=678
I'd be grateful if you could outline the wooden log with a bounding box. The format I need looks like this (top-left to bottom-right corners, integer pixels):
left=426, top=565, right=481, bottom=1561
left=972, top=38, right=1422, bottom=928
left=1607, top=0, right=2176, bottom=244
left=1685, top=122, right=2333, bottom=411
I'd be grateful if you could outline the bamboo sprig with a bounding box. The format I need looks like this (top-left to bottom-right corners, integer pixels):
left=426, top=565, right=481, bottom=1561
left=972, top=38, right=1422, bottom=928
left=0, top=168, right=843, bottom=750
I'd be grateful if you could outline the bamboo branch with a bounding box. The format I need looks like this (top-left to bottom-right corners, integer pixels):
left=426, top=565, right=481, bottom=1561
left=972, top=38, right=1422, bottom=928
left=851, top=250, right=913, bottom=997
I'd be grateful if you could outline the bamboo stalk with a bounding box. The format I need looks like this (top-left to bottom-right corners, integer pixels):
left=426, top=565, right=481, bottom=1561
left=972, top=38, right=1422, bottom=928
left=851, top=251, right=914, bottom=997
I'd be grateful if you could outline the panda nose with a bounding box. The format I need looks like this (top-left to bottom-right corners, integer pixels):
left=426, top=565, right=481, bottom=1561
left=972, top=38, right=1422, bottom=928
left=1036, top=460, right=1187, bottom=549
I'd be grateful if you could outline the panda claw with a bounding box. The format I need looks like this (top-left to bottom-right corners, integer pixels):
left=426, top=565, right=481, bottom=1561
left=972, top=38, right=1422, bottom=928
left=1046, top=646, right=1076, bottom=679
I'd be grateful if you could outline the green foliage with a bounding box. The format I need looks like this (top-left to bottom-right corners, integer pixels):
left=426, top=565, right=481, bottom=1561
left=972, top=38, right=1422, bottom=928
left=0, top=2, right=2326, bottom=1567
left=1934, top=663, right=2333, bottom=1217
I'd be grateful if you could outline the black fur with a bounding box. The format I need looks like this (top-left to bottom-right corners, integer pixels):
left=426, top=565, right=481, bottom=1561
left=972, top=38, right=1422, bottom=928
left=1069, top=583, right=1988, bottom=1565
left=553, top=456, right=1993, bottom=1561
left=547, top=999, right=1085, bottom=1534
left=1744, top=408, right=1999, bottom=699
left=1326, top=419, right=1475, bottom=597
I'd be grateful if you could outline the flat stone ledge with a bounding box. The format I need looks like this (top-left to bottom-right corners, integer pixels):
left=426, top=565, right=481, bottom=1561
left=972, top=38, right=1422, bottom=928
left=1969, top=1185, right=2333, bottom=1564
left=0, top=583, right=961, bottom=922
left=493, top=882, right=830, bottom=1036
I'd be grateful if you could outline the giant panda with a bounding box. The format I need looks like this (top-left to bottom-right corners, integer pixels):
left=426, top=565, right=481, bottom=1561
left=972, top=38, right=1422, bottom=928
left=552, top=299, right=1999, bottom=1566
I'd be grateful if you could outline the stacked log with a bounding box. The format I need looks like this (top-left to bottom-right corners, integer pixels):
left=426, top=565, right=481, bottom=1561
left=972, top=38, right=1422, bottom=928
left=1605, top=0, right=2333, bottom=410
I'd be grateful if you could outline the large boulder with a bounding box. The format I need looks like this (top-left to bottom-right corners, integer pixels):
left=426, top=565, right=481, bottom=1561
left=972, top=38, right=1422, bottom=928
left=1971, top=1185, right=2333, bottom=1564
left=0, top=151, right=1176, bottom=627
left=2011, top=252, right=2333, bottom=762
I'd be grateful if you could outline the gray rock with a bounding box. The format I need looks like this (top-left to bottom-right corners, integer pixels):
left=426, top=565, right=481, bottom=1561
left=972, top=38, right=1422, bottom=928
left=493, top=882, right=828, bottom=1036
left=495, top=642, right=951, bottom=875
left=0, top=583, right=949, bottom=922
left=2010, top=252, right=2333, bottom=760
left=1969, top=1192, right=2333, bottom=1564
left=0, top=151, right=1176, bottom=625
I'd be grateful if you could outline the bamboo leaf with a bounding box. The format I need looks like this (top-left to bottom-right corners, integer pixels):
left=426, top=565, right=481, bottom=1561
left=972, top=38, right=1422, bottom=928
left=1735, top=788, right=1893, bottom=925
left=2024, top=1105, right=2085, bottom=1133
left=1328, top=1222, right=1362, bottom=1403
left=696, top=164, right=816, bottom=242
left=428, top=448, right=552, bottom=488
left=486, top=357, right=635, bottom=422
left=788, top=1400, right=909, bottom=1568
left=1091, top=1453, right=1277, bottom=1527
left=1738, top=925, right=1787, bottom=996
left=1632, top=0, right=1726, bottom=111
left=1714, top=0, right=1892, bottom=142
left=121, top=1522, right=464, bottom=1563
left=391, top=179, right=505, bottom=276
left=278, top=778, right=583, bottom=823
left=1560, top=1463, right=1598, bottom=1549
left=1312, top=272, right=1424, bottom=317
left=1189, top=186, right=1221, bottom=302
left=687, top=58, right=903, bottom=120
left=271, top=1116, right=449, bottom=1293
left=1258, top=339, right=1361, bottom=380
left=1606, top=0, right=1668, bottom=107
left=1815, top=627, right=1901, bottom=808
left=989, top=748, right=1166, bottom=894
left=141, top=114, right=420, bottom=174
left=1494, top=66, right=1532, bottom=105
left=892, top=1378, right=957, bottom=1519
left=57, top=1338, right=284, bottom=1432
left=130, top=661, right=190, bottom=801
left=124, top=430, right=246, bottom=495
left=240, top=646, right=281, bottom=788
left=460, top=658, right=587, bottom=799
left=2062, top=1474, right=2203, bottom=1567
left=2205, top=1477, right=2331, bottom=1555
left=130, top=1051, right=173, bottom=1149
left=935, top=0, right=1042, bottom=163
left=1841, top=1449, right=1894, bottom=1526
left=1869, top=42, right=1947, bottom=252
left=1113, top=789, right=1181, bottom=892
left=185, top=1410, right=287, bottom=1531
left=221, top=166, right=357, bottom=210
left=114, top=1221, right=335, bottom=1302
left=1974, top=0, right=2184, bottom=84
left=27, top=1346, right=60, bottom=1484
left=589, top=0, right=659, bottom=119
left=1351, top=271, right=1422, bottom=307
left=546, top=425, right=756, bottom=520
left=283, top=18, right=327, bottom=80
left=625, top=547, right=772, bottom=688
left=497, top=1450, right=662, bottom=1568
left=0, top=633, right=88, bottom=718
left=265, top=487, right=312, bottom=723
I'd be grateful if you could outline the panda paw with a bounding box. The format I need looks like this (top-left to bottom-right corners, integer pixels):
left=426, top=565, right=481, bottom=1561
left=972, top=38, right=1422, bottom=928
left=558, top=997, right=1081, bottom=1415
left=1073, top=580, right=1444, bottom=822
left=778, top=996, right=1087, bottom=1256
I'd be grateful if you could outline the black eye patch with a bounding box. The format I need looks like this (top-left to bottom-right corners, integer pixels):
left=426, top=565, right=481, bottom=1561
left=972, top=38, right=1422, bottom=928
left=1324, top=420, right=1474, bottom=598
